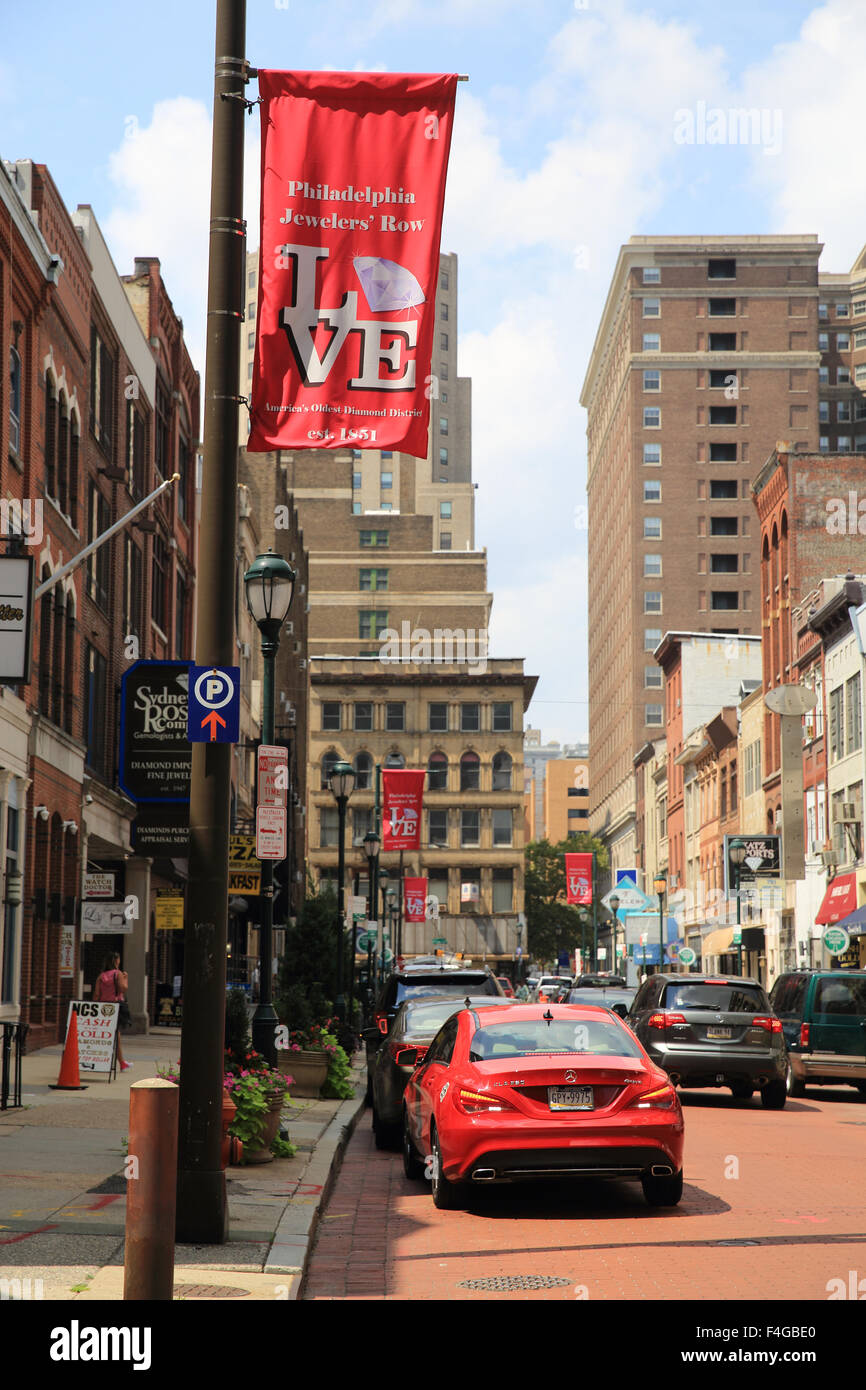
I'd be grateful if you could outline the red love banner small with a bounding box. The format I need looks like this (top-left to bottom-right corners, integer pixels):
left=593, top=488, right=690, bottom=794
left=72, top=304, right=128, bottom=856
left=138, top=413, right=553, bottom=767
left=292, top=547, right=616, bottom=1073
left=404, top=877, right=428, bottom=923
left=565, top=852, right=593, bottom=906
left=382, top=769, right=425, bottom=851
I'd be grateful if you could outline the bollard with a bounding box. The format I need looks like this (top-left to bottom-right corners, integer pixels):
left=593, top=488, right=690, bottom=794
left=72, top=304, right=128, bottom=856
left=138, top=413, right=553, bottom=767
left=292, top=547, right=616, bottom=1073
left=124, top=1078, right=179, bottom=1301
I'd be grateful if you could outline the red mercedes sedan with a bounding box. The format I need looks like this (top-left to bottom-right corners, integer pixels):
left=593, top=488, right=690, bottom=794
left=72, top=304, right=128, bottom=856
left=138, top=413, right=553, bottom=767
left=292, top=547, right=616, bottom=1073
left=402, top=1002, right=684, bottom=1210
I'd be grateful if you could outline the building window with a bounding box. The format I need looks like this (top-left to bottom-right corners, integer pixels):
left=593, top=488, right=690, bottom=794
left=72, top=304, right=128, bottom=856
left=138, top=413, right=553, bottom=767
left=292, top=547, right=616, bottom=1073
left=359, top=567, right=388, bottom=591
left=645, top=666, right=663, bottom=688
left=461, top=703, right=481, bottom=732
left=838, top=436, right=852, bottom=452
left=439, top=447, right=448, bottom=465
left=320, top=806, right=339, bottom=848
left=643, top=298, right=660, bottom=317
left=709, top=405, right=737, bottom=425
left=846, top=673, right=862, bottom=753
left=359, top=609, right=388, bottom=640
left=710, top=590, right=739, bottom=610
left=642, top=334, right=660, bottom=351
left=708, top=298, right=736, bottom=316
left=838, top=367, right=852, bottom=383
left=90, top=328, right=115, bottom=459
left=837, top=333, right=851, bottom=350
left=819, top=436, right=830, bottom=453
left=819, top=366, right=830, bottom=384
left=492, top=808, right=512, bottom=846
left=710, top=553, right=738, bottom=573
left=644, top=591, right=662, bottom=614
left=9, top=347, right=21, bottom=455
left=353, top=471, right=361, bottom=489
left=122, top=536, right=143, bottom=641
left=644, top=555, right=662, bottom=577
left=353, top=702, right=373, bottom=731
left=352, top=806, right=374, bottom=845
left=643, top=516, right=662, bottom=538
left=87, top=486, right=111, bottom=610
left=643, top=480, right=661, bottom=502
left=354, top=751, right=373, bottom=789
left=379, top=502, right=393, bottom=511
left=492, top=868, right=513, bottom=912
left=440, top=268, right=449, bottom=290
left=709, top=442, right=737, bottom=461
left=440, top=302, right=448, bottom=321
left=461, top=809, right=480, bottom=847
left=644, top=628, right=662, bottom=651
left=645, top=704, right=663, bottom=727
left=429, top=702, right=448, bottom=732
left=492, top=751, right=512, bottom=790
left=174, top=572, right=187, bottom=658
left=642, top=267, right=660, bottom=284
left=818, top=303, right=829, bottom=321
left=428, top=809, right=448, bottom=846
left=322, top=702, right=341, bottom=731
left=710, top=479, right=737, bottom=499
left=708, top=258, right=736, bottom=279
left=460, top=751, right=480, bottom=790
left=440, top=333, right=449, bottom=350
left=427, top=752, right=448, bottom=791
left=154, top=377, right=170, bottom=479
left=320, top=751, right=340, bottom=790
left=643, top=443, right=661, bottom=465
left=360, top=529, right=388, bottom=547
left=710, top=515, right=738, bottom=535
left=492, top=702, right=512, bottom=732
left=84, top=643, right=108, bottom=775
left=460, top=870, right=481, bottom=911
left=385, top=702, right=405, bottom=731
left=818, top=332, right=829, bottom=351
left=838, top=400, right=852, bottom=423
left=352, top=501, right=362, bottom=515
left=439, top=417, right=448, bottom=435
left=643, top=407, right=660, bottom=428
left=708, top=333, right=737, bottom=351
left=440, top=500, right=452, bottom=519
left=439, top=532, right=452, bottom=549
left=380, top=471, right=393, bottom=489
left=440, top=362, right=448, bottom=382
left=819, top=401, right=830, bottom=423
left=643, top=369, right=660, bottom=392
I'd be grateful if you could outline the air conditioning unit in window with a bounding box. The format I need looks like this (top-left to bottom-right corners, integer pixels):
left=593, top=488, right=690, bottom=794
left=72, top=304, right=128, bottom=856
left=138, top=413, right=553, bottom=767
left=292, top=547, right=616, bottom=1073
left=284, top=622, right=293, bottom=634
left=834, top=802, right=858, bottom=822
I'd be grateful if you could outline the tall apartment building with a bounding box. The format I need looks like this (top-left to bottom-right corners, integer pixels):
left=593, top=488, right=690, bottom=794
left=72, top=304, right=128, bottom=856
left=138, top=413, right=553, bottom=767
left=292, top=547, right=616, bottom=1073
left=582, top=234, right=825, bottom=872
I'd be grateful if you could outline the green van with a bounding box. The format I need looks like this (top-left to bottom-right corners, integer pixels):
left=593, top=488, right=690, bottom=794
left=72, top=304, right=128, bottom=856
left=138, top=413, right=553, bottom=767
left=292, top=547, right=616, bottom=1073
left=769, top=970, right=866, bottom=1098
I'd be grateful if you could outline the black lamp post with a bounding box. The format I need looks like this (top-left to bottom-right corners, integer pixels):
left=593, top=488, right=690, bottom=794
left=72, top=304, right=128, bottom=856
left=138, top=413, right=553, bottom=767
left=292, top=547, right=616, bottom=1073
left=363, top=830, right=380, bottom=1015
left=729, top=838, right=747, bottom=977
left=609, top=894, right=620, bottom=976
left=328, top=759, right=355, bottom=1022
left=653, top=874, right=666, bottom=977
left=385, top=886, right=397, bottom=975
left=244, top=549, right=296, bottom=1066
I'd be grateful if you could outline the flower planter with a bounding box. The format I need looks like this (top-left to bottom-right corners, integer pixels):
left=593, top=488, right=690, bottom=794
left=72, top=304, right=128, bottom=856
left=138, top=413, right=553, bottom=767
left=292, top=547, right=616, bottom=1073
left=278, top=1048, right=328, bottom=1097
left=241, top=1090, right=285, bottom=1165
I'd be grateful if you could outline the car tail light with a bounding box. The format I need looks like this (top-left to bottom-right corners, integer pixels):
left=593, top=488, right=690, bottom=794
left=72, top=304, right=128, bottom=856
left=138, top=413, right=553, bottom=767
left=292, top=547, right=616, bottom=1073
left=454, top=1087, right=515, bottom=1114
left=703, top=978, right=727, bottom=985
left=647, top=1011, right=686, bottom=1030
left=751, top=1016, right=783, bottom=1033
left=388, top=1042, right=426, bottom=1067
left=376, top=1014, right=389, bottom=1035
left=800, top=1022, right=810, bottom=1048
left=628, top=1082, right=677, bottom=1110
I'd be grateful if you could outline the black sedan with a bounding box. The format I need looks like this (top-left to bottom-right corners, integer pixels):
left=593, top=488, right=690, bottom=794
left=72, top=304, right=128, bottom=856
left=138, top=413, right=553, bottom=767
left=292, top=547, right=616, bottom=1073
left=370, top=995, right=515, bottom=1148
left=562, top=986, right=636, bottom=1019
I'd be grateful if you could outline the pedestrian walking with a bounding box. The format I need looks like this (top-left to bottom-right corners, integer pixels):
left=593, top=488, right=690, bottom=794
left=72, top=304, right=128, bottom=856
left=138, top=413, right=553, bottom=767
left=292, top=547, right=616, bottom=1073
left=94, top=952, right=132, bottom=1072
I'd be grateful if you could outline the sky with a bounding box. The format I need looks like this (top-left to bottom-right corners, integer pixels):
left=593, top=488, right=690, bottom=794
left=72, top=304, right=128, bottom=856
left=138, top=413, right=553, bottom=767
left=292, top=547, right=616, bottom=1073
left=5, top=0, right=866, bottom=744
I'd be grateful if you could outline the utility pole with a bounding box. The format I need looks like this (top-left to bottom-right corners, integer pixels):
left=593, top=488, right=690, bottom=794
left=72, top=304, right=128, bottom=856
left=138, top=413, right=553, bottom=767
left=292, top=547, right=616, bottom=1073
left=176, top=0, right=247, bottom=1243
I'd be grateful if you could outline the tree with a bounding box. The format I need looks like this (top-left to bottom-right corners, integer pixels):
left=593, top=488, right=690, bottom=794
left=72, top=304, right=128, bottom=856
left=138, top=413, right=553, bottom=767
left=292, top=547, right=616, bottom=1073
left=275, top=886, right=338, bottom=1032
left=524, top=835, right=609, bottom=967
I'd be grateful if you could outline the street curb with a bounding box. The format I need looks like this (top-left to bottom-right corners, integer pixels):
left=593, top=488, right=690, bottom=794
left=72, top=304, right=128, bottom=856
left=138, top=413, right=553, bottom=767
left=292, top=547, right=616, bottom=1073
left=264, top=1068, right=367, bottom=1297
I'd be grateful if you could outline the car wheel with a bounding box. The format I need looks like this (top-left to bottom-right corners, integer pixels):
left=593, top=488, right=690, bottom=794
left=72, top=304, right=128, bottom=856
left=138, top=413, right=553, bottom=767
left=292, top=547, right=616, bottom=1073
left=761, top=1079, right=787, bottom=1110
left=786, top=1060, right=805, bottom=1098
left=402, top=1109, right=423, bottom=1180
left=729, top=1082, right=753, bottom=1101
left=641, top=1168, right=683, bottom=1207
left=430, top=1126, right=467, bottom=1211
left=372, top=1105, right=399, bottom=1151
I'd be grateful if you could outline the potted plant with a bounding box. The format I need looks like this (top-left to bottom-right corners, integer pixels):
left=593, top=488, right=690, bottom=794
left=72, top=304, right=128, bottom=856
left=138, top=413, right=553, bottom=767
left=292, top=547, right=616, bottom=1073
left=224, top=1067, right=293, bottom=1165
left=277, top=1021, right=333, bottom=1096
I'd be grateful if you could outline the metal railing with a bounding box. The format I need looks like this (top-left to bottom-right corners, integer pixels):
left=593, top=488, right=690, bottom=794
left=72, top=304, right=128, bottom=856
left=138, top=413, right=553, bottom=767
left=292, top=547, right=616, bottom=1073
left=1, top=1022, right=28, bottom=1110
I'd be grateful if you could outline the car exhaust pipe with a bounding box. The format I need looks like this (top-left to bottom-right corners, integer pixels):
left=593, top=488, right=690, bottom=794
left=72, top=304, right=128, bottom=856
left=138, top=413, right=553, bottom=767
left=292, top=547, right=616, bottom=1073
left=472, top=1168, right=497, bottom=1182
left=650, top=1165, right=673, bottom=1177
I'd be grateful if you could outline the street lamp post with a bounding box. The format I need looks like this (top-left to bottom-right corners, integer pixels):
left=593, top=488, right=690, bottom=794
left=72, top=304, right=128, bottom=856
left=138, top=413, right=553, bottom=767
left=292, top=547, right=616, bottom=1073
left=385, top=885, right=397, bottom=977
left=653, top=874, right=667, bottom=977
left=609, top=894, right=620, bottom=976
left=328, top=760, right=355, bottom=1025
left=244, top=550, right=296, bottom=1067
left=729, top=838, right=747, bottom=978
left=363, top=830, right=380, bottom=1018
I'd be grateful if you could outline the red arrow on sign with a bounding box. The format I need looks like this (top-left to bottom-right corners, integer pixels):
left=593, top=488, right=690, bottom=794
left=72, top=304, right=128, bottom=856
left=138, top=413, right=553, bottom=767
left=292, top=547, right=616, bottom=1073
left=201, top=710, right=226, bottom=741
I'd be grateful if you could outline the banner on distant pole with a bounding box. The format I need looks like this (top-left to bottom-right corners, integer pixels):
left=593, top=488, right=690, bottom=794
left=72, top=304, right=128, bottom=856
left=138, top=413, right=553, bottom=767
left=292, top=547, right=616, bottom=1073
left=248, top=71, right=458, bottom=459
left=565, top=852, right=593, bottom=905
left=382, top=769, right=425, bottom=850
left=404, top=877, right=428, bottom=923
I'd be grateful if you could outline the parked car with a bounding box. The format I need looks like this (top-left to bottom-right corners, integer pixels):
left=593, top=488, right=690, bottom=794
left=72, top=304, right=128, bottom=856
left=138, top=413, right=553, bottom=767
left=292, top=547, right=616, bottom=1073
left=371, top=995, right=515, bottom=1147
left=573, top=973, right=628, bottom=989
left=627, top=974, right=787, bottom=1108
left=402, top=1001, right=684, bottom=1208
left=363, top=964, right=504, bottom=1100
left=533, top=975, right=573, bottom=1002
left=496, top=977, right=515, bottom=998
left=563, top=986, right=636, bottom=1019
left=769, top=970, right=866, bottom=1098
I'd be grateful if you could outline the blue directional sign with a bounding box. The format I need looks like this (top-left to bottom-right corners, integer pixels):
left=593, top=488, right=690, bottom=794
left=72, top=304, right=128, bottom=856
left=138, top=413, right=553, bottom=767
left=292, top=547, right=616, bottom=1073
left=187, top=665, right=240, bottom=744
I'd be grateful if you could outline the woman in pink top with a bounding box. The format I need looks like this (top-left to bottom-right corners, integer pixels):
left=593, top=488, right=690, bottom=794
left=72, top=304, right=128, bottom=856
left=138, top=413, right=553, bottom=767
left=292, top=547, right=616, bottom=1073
left=94, top=952, right=131, bottom=1071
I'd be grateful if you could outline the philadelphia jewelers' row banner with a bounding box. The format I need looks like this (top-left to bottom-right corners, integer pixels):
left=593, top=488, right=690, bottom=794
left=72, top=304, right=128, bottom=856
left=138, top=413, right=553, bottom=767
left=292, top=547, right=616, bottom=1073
left=247, top=71, right=458, bottom=459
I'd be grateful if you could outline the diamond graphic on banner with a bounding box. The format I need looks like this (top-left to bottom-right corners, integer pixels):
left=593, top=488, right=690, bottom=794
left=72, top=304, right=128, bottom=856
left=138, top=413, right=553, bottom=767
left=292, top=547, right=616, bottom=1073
left=353, top=256, right=425, bottom=312
left=745, top=856, right=763, bottom=872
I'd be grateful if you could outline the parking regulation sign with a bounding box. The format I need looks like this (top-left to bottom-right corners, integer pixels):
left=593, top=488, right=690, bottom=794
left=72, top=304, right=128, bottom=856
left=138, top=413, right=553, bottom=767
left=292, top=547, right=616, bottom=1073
left=187, top=666, right=240, bottom=743
left=256, top=805, right=287, bottom=860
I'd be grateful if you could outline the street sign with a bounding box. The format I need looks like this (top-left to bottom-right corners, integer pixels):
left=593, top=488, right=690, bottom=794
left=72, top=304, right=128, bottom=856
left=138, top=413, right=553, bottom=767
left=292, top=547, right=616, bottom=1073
left=679, top=946, right=697, bottom=966
left=432, top=936, right=448, bottom=946
left=81, top=901, right=133, bottom=935
left=823, top=925, right=851, bottom=955
left=131, top=806, right=189, bottom=856
left=155, top=893, right=184, bottom=931
left=67, top=1001, right=119, bottom=1075
left=357, top=929, right=377, bottom=951
left=120, top=661, right=192, bottom=802
left=733, top=928, right=742, bottom=945
left=84, top=873, right=115, bottom=899
left=187, top=665, right=240, bottom=744
left=602, top=885, right=653, bottom=912
left=228, top=834, right=261, bottom=895
left=257, top=745, right=288, bottom=806
left=256, top=805, right=287, bottom=859
left=0, top=555, right=34, bottom=682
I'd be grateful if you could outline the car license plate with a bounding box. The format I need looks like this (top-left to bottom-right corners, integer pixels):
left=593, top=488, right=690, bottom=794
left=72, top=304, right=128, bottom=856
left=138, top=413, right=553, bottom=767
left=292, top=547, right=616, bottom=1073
left=707, top=1027, right=732, bottom=1040
left=548, top=1087, right=593, bottom=1110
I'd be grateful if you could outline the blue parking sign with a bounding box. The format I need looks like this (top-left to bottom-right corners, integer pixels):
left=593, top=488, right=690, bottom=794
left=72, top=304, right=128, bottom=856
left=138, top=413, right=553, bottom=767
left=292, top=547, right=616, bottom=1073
left=187, top=666, right=240, bottom=744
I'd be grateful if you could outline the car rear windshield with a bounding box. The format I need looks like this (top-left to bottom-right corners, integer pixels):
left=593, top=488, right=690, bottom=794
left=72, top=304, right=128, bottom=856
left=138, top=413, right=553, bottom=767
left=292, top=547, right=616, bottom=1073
left=662, top=983, right=767, bottom=1012
left=403, top=998, right=510, bottom=1039
left=567, top=990, right=634, bottom=1007
left=395, top=976, right=496, bottom=1004
left=469, top=1018, right=643, bottom=1061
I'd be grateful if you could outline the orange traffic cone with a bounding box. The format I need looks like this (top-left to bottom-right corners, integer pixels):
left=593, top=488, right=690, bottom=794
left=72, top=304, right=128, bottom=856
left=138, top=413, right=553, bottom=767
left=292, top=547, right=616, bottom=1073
left=50, top=1010, right=87, bottom=1090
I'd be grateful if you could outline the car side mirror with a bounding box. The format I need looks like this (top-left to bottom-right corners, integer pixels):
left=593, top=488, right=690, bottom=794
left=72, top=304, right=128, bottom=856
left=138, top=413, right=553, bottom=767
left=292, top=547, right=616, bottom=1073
left=612, top=1003, right=628, bottom=1019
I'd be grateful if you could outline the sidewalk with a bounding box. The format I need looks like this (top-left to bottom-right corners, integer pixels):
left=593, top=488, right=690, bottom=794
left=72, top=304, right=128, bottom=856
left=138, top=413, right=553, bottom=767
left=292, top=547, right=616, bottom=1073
left=0, top=1029, right=366, bottom=1301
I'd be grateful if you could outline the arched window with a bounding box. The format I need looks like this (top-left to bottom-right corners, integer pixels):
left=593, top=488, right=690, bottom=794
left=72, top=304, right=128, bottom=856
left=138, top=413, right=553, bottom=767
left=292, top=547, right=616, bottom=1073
left=58, top=399, right=69, bottom=516
left=45, top=378, right=57, bottom=499
left=9, top=347, right=21, bottom=454
left=354, top=751, right=373, bottom=790
left=51, top=588, right=65, bottom=725
left=427, top=751, right=448, bottom=791
left=321, top=750, right=340, bottom=790
left=460, top=751, right=480, bottom=791
left=64, top=593, right=76, bottom=734
left=69, top=423, right=80, bottom=529
left=38, top=565, right=52, bottom=715
left=492, top=751, right=512, bottom=791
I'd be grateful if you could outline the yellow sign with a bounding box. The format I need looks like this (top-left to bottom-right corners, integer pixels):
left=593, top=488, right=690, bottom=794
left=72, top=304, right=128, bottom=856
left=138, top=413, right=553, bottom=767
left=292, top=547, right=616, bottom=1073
left=228, top=834, right=261, bottom=896
left=155, top=894, right=184, bottom=931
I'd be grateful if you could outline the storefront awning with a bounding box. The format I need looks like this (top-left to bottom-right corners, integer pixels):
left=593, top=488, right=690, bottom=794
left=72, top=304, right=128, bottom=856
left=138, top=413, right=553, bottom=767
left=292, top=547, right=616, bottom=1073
left=815, top=872, right=858, bottom=925
left=832, top=903, right=866, bottom=937
left=701, top=927, right=735, bottom=956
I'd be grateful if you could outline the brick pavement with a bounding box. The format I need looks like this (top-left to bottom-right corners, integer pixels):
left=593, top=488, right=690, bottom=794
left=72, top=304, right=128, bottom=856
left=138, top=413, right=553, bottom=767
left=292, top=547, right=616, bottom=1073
left=303, top=1087, right=866, bottom=1302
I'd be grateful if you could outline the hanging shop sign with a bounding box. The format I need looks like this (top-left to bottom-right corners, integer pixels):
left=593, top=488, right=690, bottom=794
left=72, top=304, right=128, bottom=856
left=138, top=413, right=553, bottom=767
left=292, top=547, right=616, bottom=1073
left=119, top=661, right=192, bottom=802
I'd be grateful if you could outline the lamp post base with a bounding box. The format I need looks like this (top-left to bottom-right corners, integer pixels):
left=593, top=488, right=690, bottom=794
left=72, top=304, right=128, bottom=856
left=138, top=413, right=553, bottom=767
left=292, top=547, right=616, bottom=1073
left=252, top=1003, right=279, bottom=1068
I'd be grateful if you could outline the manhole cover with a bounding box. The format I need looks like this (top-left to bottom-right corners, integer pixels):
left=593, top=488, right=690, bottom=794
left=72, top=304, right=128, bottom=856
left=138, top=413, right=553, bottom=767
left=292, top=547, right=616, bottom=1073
left=87, top=1174, right=127, bottom=1194
left=173, top=1284, right=250, bottom=1299
left=457, top=1275, right=572, bottom=1291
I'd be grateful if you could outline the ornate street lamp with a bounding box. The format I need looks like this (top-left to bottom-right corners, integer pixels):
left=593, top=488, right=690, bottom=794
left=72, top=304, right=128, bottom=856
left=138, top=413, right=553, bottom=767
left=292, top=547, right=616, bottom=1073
left=653, top=874, right=667, bottom=977
left=329, top=760, right=355, bottom=1023
left=729, top=838, right=747, bottom=977
left=243, top=550, right=296, bottom=1066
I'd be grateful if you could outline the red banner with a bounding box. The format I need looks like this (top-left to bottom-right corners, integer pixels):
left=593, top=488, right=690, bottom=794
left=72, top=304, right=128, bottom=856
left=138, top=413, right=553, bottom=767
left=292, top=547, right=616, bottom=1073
left=382, top=769, right=425, bottom=850
left=565, top=852, right=593, bottom=906
left=248, top=71, right=458, bottom=459
left=404, top=877, right=428, bottom=923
